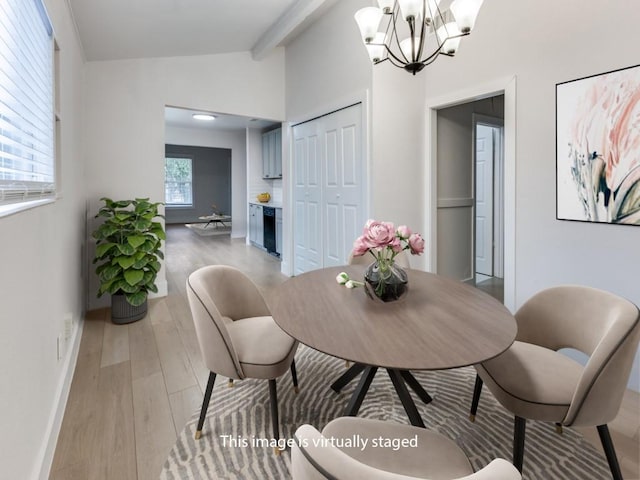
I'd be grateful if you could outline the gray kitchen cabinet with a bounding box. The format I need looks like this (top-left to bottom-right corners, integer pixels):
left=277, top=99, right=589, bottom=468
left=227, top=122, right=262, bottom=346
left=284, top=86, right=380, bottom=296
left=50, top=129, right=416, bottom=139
left=249, top=203, right=264, bottom=247
left=262, top=128, right=282, bottom=179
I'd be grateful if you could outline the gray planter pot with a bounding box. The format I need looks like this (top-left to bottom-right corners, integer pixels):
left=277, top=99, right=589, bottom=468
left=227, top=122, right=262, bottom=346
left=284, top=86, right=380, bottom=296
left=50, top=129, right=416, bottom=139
left=111, top=293, right=148, bottom=324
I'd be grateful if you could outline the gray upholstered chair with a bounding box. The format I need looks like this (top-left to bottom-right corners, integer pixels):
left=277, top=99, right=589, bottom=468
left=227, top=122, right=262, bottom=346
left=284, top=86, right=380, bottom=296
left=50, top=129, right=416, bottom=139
left=186, top=265, right=299, bottom=454
left=469, top=285, right=640, bottom=479
left=348, top=249, right=411, bottom=268
left=292, top=417, right=521, bottom=480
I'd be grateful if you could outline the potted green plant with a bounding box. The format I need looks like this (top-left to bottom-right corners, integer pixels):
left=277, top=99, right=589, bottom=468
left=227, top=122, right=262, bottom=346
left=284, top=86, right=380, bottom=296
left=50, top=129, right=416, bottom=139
left=92, top=197, right=165, bottom=324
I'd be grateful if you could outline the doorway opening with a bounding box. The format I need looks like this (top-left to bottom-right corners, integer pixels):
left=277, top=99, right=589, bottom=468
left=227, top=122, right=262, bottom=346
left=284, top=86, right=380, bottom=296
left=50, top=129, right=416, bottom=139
left=434, top=95, right=505, bottom=302
left=473, top=114, right=504, bottom=301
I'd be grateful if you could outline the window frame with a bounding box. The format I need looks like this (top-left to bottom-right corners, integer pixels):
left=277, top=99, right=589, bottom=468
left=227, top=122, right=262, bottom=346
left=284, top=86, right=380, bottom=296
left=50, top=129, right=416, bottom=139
left=164, top=155, right=194, bottom=207
left=0, top=0, right=57, bottom=217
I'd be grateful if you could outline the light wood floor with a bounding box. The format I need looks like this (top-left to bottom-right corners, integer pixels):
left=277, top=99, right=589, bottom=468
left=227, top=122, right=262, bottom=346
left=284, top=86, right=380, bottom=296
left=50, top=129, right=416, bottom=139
left=51, top=225, right=640, bottom=479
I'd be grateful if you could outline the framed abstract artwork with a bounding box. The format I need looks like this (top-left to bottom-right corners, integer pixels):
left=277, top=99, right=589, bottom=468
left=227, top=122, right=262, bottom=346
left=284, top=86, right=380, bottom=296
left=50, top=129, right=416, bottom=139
left=556, top=64, right=640, bottom=225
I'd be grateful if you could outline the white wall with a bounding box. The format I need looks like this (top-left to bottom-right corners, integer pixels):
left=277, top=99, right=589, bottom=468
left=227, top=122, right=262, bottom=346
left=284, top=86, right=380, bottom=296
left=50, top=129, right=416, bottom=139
left=371, top=62, right=428, bottom=270
left=84, top=49, right=285, bottom=309
left=0, top=0, right=86, bottom=478
left=419, top=0, right=640, bottom=389
left=165, top=126, right=247, bottom=238
left=285, top=0, right=372, bottom=121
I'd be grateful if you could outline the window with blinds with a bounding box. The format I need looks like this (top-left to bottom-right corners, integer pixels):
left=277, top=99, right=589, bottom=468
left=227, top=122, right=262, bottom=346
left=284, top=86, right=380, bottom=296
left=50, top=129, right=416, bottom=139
left=165, top=157, right=194, bottom=206
left=0, top=0, right=55, bottom=207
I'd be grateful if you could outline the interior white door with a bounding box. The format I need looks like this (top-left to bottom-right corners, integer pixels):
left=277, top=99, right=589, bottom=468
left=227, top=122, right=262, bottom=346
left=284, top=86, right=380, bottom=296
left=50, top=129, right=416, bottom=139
left=323, top=105, right=363, bottom=268
left=293, top=120, right=322, bottom=274
left=292, top=104, right=364, bottom=274
left=475, top=124, right=494, bottom=276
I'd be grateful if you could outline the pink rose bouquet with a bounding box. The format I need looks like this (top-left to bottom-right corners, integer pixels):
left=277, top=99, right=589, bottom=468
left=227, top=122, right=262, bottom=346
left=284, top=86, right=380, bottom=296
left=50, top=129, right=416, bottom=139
left=351, top=219, right=424, bottom=301
left=352, top=219, right=425, bottom=265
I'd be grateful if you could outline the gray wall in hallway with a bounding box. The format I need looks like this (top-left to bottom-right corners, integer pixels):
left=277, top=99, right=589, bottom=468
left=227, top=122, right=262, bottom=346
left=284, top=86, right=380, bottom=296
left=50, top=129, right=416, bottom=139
left=165, top=144, right=232, bottom=224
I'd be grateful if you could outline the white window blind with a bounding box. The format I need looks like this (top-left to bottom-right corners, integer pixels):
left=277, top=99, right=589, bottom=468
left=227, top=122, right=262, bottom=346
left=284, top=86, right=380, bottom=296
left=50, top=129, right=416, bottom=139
left=0, top=0, right=55, bottom=206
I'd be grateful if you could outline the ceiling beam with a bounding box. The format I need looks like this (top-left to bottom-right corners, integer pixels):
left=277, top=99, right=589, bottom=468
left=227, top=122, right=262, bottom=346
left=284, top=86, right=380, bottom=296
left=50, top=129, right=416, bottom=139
left=251, top=0, right=329, bottom=61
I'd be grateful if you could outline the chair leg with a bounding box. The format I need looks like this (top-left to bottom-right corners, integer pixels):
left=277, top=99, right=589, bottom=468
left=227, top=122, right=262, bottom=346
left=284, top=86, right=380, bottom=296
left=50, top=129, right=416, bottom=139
left=268, top=379, right=281, bottom=455
left=195, top=372, right=216, bottom=439
left=513, top=416, right=526, bottom=473
left=597, top=424, right=623, bottom=480
left=469, top=374, right=483, bottom=422
left=290, top=359, right=299, bottom=393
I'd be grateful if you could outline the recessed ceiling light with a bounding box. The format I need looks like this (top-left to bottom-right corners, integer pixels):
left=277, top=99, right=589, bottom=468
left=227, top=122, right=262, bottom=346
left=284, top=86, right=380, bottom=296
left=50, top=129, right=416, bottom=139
left=192, top=113, right=216, bottom=121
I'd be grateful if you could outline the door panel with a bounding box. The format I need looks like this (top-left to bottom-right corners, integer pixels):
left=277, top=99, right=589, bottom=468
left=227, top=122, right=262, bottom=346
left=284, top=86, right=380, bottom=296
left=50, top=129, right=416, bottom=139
left=342, top=125, right=358, bottom=186
left=294, top=138, right=306, bottom=186
left=293, top=121, right=322, bottom=274
left=342, top=203, right=360, bottom=260
left=306, top=201, right=321, bottom=270
left=475, top=125, right=494, bottom=276
left=323, top=106, right=363, bottom=268
left=325, top=129, right=338, bottom=186
left=325, top=202, right=340, bottom=265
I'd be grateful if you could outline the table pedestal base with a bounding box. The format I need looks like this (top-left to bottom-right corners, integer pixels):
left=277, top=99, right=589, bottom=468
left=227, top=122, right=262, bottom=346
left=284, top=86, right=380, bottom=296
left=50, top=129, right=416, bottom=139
left=331, top=363, right=433, bottom=428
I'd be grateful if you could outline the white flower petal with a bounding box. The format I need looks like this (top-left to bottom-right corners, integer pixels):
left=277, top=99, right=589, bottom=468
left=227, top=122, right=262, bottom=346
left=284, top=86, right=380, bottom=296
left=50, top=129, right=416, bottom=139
left=336, top=272, right=349, bottom=284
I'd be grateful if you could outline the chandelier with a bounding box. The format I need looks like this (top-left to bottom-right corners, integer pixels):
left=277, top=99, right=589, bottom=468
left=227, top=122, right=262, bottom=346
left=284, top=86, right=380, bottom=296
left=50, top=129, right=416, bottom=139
left=354, top=0, right=484, bottom=75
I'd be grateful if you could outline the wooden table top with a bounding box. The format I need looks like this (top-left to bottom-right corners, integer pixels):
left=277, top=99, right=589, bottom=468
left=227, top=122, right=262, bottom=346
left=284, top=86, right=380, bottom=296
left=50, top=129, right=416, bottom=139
left=271, top=266, right=517, bottom=370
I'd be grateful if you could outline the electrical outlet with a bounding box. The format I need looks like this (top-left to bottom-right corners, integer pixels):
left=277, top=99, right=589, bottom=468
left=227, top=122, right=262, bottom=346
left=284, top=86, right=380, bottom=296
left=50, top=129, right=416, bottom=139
left=64, top=313, right=73, bottom=339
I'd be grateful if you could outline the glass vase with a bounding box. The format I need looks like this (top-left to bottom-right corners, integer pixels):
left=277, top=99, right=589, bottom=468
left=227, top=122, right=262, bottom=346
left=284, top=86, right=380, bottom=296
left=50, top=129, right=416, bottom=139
left=364, top=260, right=409, bottom=302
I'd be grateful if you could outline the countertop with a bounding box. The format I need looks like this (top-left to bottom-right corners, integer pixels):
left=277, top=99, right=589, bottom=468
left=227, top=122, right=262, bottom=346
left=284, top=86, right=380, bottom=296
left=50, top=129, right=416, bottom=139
left=249, top=201, right=282, bottom=209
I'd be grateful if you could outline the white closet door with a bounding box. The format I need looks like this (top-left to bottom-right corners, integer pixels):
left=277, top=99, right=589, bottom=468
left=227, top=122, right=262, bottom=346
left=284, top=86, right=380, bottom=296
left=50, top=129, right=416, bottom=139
left=323, top=105, right=363, bottom=268
left=292, top=104, right=364, bottom=274
left=293, top=120, right=322, bottom=274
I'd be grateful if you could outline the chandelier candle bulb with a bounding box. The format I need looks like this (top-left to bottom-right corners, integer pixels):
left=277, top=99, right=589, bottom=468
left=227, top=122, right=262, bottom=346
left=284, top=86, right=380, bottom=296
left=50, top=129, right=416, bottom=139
left=377, top=0, right=395, bottom=14
left=437, top=22, right=462, bottom=55
left=450, top=0, right=484, bottom=33
left=398, top=0, right=423, bottom=21
left=400, top=37, right=421, bottom=62
left=366, top=32, right=387, bottom=63
left=354, top=7, right=383, bottom=43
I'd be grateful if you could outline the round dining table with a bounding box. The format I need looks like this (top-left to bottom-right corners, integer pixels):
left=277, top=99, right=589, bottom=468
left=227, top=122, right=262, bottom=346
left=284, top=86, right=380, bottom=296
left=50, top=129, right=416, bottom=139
left=271, top=265, right=517, bottom=427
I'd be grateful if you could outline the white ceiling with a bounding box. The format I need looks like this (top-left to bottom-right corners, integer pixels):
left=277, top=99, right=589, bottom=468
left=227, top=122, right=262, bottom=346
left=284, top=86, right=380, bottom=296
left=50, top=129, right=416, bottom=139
left=69, top=0, right=339, bottom=130
left=67, top=0, right=336, bottom=61
left=164, top=107, right=279, bottom=131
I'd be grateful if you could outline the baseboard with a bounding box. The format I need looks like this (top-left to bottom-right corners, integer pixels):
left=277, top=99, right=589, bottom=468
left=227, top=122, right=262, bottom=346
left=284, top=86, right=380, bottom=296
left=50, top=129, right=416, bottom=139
left=149, top=278, right=168, bottom=299
left=281, top=259, right=293, bottom=277
left=35, top=316, right=84, bottom=479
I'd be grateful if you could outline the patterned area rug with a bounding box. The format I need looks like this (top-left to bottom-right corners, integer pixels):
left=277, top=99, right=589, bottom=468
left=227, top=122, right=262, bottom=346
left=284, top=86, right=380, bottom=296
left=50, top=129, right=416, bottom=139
left=161, top=346, right=612, bottom=479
